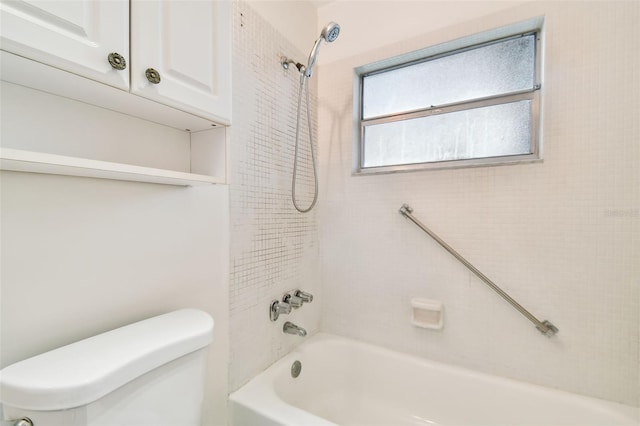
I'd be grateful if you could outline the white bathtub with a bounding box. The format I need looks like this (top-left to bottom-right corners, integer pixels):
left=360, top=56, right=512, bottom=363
left=230, top=333, right=639, bottom=426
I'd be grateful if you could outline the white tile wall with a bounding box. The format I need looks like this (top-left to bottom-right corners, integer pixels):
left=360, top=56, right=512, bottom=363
left=229, top=1, right=320, bottom=391
left=317, top=1, right=639, bottom=406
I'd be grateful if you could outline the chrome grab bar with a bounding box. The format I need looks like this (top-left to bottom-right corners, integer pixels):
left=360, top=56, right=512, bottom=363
left=399, top=204, right=558, bottom=337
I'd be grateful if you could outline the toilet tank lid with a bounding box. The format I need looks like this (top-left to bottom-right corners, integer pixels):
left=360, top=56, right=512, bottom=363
left=0, top=309, right=214, bottom=411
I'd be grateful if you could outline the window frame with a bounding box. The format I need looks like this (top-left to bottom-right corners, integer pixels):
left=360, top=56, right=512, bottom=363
left=353, top=20, right=544, bottom=175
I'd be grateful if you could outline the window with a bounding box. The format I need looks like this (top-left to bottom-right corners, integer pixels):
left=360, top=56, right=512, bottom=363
left=354, top=24, right=542, bottom=174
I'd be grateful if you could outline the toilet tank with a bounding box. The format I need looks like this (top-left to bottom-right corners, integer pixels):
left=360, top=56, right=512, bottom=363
left=0, top=309, right=214, bottom=426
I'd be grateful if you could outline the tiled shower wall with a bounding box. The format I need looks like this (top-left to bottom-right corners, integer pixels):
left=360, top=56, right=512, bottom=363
left=229, top=1, right=320, bottom=391
left=317, top=1, right=639, bottom=406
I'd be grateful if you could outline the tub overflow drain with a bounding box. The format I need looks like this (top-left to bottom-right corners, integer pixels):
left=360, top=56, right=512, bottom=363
left=291, top=360, right=302, bottom=378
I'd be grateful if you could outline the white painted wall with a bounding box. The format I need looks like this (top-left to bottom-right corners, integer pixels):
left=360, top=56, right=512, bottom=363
left=318, top=0, right=530, bottom=66
left=247, top=0, right=317, bottom=58
left=0, top=87, right=230, bottom=425
left=317, top=0, right=639, bottom=406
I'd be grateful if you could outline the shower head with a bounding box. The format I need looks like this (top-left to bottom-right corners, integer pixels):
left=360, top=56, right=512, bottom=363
left=321, top=22, right=341, bottom=43
left=305, top=22, right=340, bottom=78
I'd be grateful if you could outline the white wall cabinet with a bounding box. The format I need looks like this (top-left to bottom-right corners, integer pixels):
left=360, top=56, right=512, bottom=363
left=0, top=0, right=231, bottom=186
left=131, top=0, right=231, bottom=123
left=0, top=0, right=130, bottom=90
left=0, top=0, right=231, bottom=125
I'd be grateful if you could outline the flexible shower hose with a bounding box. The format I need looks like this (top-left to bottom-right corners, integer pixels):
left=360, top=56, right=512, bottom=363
left=291, top=74, right=318, bottom=213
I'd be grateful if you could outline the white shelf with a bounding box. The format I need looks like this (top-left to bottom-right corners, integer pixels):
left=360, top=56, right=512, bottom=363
left=0, top=148, right=224, bottom=186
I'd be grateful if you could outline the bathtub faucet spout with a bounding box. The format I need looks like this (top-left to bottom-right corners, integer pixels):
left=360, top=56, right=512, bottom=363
left=283, top=321, right=307, bottom=337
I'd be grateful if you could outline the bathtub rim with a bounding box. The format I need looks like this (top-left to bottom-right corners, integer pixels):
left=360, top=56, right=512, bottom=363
left=229, top=341, right=336, bottom=425
left=229, top=332, right=639, bottom=425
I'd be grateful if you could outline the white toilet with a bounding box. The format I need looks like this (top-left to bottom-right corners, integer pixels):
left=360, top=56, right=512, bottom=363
left=0, top=309, right=214, bottom=426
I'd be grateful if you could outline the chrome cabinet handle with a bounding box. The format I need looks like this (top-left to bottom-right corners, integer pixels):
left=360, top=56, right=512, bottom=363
left=145, top=68, right=161, bottom=84
left=108, top=52, right=126, bottom=70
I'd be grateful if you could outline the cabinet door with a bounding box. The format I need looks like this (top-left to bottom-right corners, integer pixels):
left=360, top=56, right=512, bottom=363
left=131, top=0, right=231, bottom=125
left=0, top=0, right=129, bottom=90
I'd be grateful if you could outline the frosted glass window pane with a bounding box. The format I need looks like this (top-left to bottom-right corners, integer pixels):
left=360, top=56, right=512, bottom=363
left=362, top=101, right=531, bottom=168
left=362, top=35, right=535, bottom=119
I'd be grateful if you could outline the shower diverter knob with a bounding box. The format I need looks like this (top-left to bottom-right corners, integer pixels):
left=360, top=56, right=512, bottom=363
left=283, top=294, right=304, bottom=308
left=295, top=290, right=313, bottom=303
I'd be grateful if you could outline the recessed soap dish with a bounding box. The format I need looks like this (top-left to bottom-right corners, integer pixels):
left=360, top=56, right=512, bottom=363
left=411, top=298, right=443, bottom=330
